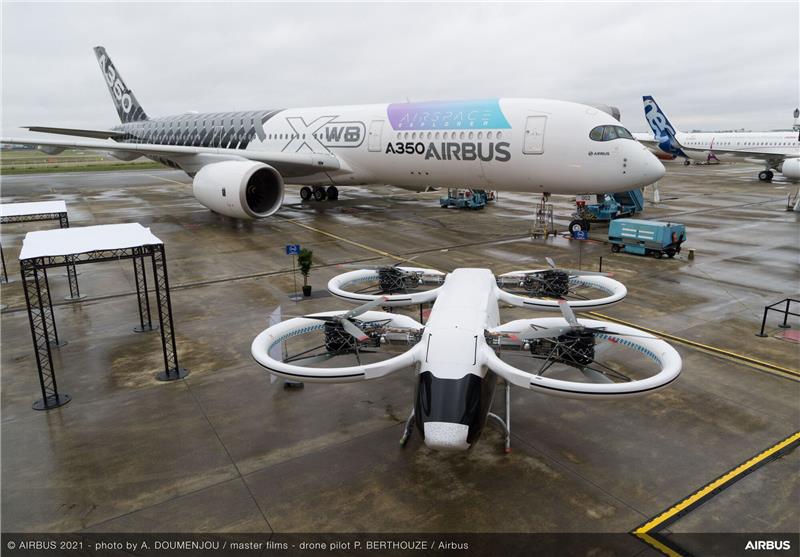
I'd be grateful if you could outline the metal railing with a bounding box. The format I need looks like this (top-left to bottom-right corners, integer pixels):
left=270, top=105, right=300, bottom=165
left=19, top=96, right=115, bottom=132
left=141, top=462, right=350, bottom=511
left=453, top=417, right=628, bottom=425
left=756, top=298, right=799, bottom=337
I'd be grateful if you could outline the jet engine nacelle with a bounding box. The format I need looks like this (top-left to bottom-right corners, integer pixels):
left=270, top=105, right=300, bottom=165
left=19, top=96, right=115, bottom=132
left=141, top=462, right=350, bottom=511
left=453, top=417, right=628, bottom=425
left=192, top=160, right=284, bottom=219
left=780, top=158, right=800, bottom=180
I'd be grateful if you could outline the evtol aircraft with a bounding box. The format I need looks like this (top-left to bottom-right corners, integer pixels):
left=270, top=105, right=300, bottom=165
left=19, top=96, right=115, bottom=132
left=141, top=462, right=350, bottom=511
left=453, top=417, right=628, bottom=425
left=637, top=96, right=800, bottom=182
left=251, top=263, right=681, bottom=452
left=1, top=47, right=665, bottom=220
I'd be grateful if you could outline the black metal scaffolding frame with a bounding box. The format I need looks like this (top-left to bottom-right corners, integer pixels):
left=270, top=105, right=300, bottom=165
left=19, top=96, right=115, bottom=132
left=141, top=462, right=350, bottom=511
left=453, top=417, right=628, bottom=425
left=0, top=210, right=80, bottom=297
left=20, top=243, right=187, bottom=411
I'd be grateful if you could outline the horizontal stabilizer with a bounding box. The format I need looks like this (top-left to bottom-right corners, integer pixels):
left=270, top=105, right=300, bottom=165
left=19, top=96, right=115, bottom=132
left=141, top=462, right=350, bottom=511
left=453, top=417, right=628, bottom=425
left=23, top=126, right=127, bottom=140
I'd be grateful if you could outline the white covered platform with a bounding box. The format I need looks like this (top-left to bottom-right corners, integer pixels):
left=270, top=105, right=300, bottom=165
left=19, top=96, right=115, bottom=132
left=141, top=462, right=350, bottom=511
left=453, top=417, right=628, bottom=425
left=0, top=200, right=71, bottom=284
left=17, top=222, right=186, bottom=410
left=20, top=223, right=162, bottom=260
left=0, top=200, right=67, bottom=219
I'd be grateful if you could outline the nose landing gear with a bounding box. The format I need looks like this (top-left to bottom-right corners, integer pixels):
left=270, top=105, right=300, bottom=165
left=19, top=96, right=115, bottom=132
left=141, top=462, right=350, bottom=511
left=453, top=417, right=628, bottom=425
left=300, top=186, right=339, bottom=202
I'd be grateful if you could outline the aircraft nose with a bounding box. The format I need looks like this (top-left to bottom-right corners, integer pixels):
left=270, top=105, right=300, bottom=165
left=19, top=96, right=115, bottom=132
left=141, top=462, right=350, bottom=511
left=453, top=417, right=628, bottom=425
left=423, top=421, right=470, bottom=451
left=639, top=149, right=666, bottom=185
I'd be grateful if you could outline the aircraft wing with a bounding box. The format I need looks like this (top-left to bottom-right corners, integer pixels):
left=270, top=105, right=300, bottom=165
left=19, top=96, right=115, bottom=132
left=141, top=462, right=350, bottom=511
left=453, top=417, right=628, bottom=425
left=0, top=136, right=341, bottom=177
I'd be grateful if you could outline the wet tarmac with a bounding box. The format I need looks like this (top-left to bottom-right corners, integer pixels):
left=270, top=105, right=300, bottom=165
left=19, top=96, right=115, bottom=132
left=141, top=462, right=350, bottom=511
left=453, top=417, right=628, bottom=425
left=1, top=162, right=798, bottom=534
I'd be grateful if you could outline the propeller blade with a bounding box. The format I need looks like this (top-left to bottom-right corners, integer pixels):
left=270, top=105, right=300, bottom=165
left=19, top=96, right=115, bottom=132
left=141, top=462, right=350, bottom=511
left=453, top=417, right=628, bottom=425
left=301, top=315, right=338, bottom=322
left=518, top=325, right=573, bottom=340
left=585, top=328, right=654, bottom=340
left=580, top=367, right=615, bottom=384
left=341, top=319, right=369, bottom=341
left=342, top=296, right=389, bottom=320
left=558, top=300, right=579, bottom=327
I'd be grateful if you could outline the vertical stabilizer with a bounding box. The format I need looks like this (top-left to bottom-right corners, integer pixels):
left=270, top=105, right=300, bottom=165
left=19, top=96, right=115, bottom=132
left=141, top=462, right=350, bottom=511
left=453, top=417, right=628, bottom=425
left=93, top=46, right=148, bottom=123
left=642, top=95, right=685, bottom=157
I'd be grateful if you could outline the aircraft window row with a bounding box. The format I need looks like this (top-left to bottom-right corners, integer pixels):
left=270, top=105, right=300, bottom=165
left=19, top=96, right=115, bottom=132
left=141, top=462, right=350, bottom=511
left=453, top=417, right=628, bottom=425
left=395, top=131, right=503, bottom=141
left=266, top=133, right=303, bottom=140
left=684, top=140, right=796, bottom=147
left=589, top=125, right=634, bottom=141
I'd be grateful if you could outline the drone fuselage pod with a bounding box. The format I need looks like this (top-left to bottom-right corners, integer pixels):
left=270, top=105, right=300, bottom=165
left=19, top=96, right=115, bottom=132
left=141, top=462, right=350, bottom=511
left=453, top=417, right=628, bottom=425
left=495, top=275, right=627, bottom=311
left=250, top=311, right=422, bottom=383
left=485, top=318, right=682, bottom=399
left=327, top=267, right=445, bottom=307
left=411, top=269, right=502, bottom=451
left=414, top=368, right=497, bottom=451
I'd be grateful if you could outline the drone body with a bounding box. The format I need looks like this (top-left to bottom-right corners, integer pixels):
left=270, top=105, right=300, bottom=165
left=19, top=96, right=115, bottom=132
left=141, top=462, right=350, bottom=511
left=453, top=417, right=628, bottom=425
left=252, top=266, right=681, bottom=452
left=414, top=269, right=500, bottom=450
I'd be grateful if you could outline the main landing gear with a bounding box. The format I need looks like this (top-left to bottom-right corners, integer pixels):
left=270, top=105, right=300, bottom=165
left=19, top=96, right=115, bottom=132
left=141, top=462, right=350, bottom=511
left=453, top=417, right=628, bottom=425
left=758, top=170, right=774, bottom=182
left=300, top=186, right=339, bottom=202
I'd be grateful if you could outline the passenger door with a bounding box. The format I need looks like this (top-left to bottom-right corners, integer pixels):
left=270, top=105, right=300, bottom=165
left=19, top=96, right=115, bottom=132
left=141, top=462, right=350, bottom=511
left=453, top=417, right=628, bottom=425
left=368, top=120, right=384, bottom=152
left=523, top=116, right=547, bottom=154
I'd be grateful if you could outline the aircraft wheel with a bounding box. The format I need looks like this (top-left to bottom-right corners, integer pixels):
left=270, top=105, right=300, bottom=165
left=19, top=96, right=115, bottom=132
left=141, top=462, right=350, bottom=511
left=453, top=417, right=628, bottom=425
left=313, top=187, right=327, bottom=201
left=569, top=219, right=590, bottom=234
left=684, top=159, right=691, bottom=166
left=326, top=186, right=339, bottom=200
left=758, top=170, right=773, bottom=182
left=300, top=187, right=312, bottom=201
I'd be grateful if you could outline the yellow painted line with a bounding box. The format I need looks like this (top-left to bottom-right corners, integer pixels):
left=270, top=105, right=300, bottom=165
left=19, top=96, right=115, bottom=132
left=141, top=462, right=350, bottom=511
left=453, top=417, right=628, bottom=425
left=587, top=311, right=799, bottom=379
left=633, top=533, right=684, bottom=557
left=285, top=219, right=427, bottom=266
left=635, top=430, right=800, bottom=534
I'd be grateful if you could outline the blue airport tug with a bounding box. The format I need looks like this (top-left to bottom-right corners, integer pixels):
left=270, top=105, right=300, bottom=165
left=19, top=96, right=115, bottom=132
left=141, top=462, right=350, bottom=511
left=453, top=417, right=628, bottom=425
left=569, top=189, right=645, bottom=233
left=608, top=218, right=686, bottom=259
left=439, top=189, right=491, bottom=210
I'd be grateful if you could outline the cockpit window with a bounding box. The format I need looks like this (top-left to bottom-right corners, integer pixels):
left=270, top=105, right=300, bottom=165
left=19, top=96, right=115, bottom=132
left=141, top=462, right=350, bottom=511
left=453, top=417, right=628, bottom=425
left=615, top=126, right=634, bottom=139
left=590, top=125, right=634, bottom=141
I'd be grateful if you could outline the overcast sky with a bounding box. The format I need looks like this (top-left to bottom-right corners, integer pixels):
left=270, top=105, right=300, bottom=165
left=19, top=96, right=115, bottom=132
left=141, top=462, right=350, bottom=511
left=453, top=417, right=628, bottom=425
left=2, top=1, right=798, bottom=136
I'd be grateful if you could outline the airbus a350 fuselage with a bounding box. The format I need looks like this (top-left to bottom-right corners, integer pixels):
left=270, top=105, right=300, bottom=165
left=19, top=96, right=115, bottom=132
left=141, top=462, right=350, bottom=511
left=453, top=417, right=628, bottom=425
left=107, top=98, right=665, bottom=195
left=3, top=47, right=665, bottom=220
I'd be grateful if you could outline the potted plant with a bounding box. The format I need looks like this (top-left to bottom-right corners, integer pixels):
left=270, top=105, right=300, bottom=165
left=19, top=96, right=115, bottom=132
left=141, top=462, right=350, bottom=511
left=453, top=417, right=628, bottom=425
left=298, top=248, right=313, bottom=296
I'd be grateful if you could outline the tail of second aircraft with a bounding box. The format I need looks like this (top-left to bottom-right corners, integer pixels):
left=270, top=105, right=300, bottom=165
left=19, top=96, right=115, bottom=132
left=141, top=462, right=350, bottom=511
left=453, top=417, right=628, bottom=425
left=93, top=46, right=148, bottom=123
left=642, top=95, right=685, bottom=157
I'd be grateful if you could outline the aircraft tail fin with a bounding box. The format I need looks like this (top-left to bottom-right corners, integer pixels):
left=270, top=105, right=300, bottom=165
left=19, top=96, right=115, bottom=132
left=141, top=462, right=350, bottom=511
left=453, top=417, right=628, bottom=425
left=93, top=46, right=148, bottom=123
left=642, top=95, right=685, bottom=157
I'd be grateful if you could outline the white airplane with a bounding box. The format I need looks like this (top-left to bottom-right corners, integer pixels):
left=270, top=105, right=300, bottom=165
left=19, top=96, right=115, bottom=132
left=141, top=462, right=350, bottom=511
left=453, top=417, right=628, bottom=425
left=1, top=47, right=665, bottom=220
left=251, top=265, right=681, bottom=452
left=637, top=96, right=800, bottom=182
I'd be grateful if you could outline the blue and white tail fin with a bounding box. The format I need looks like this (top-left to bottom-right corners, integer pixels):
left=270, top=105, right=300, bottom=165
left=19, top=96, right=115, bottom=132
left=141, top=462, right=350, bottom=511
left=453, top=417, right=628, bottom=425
left=93, top=46, right=148, bottom=123
left=642, top=95, right=685, bottom=157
